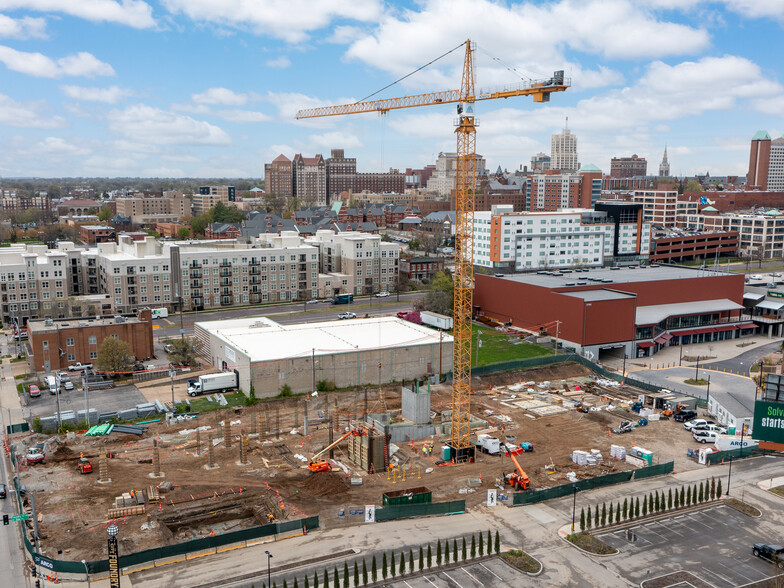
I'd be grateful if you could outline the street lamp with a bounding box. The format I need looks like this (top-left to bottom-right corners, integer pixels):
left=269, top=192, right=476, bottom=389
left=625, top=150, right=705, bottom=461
left=81, top=559, right=91, bottom=588
left=739, top=417, right=750, bottom=458
left=107, top=524, right=120, bottom=588
left=265, top=550, right=273, bottom=588
left=571, top=486, right=579, bottom=532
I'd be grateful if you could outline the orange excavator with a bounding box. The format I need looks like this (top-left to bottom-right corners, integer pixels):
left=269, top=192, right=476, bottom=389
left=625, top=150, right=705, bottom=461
left=308, top=427, right=367, bottom=473
left=501, top=444, right=530, bottom=490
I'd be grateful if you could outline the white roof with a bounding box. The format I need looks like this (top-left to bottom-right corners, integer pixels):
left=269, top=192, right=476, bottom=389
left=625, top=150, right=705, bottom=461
left=756, top=300, right=784, bottom=311
left=743, top=292, right=765, bottom=301
left=635, top=299, right=744, bottom=325
left=197, top=316, right=452, bottom=363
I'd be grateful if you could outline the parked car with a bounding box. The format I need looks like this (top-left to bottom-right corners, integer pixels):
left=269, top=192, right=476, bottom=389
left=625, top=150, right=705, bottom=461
left=752, top=543, right=784, bottom=568
left=673, top=410, right=697, bottom=422
left=337, top=312, right=357, bottom=319
left=0, top=483, right=6, bottom=499
left=68, top=362, right=93, bottom=372
left=684, top=418, right=714, bottom=431
left=163, top=344, right=175, bottom=354
left=375, top=291, right=390, bottom=298
left=305, top=299, right=320, bottom=304
left=28, top=385, right=41, bottom=398
left=693, top=429, right=718, bottom=444
left=773, top=272, right=783, bottom=278
left=58, top=372, right=70, bottom=381
left=750, top=274, right=763, bottom=280
left=698, top=423, right=727, bottom=434
left=63, top=381, right=74, bottom=391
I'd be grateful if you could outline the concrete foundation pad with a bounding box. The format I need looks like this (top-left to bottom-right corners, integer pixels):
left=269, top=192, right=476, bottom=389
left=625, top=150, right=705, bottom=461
left=148, top=472, right=165, bottom=478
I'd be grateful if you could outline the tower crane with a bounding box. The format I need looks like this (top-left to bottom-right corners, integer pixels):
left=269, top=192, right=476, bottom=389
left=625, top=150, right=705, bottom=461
left=297, top=40, right=569, bottom=462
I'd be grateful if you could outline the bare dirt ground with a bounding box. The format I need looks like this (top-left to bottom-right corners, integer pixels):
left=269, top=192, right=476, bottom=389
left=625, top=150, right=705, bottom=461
left=15, top=361, right=701, bottom=561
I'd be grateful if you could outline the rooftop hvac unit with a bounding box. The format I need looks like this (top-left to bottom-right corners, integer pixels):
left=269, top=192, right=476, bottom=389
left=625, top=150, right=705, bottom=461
left=44, top=319, right=53, bottom=327
left=114, top=316, right=125, bottom=324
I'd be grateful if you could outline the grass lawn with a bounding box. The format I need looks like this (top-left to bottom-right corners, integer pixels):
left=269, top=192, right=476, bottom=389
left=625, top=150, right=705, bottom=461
left=566, top=532, right=618, bottom=554
left=771, top=486, right=784, bottom=498
left=184, top=391, right=247, bottom=413
left=472, top=324, right=553, bottom=367
left=501, top=549, right=541, bottom=573
left=725, top=498, right=761, bottom=517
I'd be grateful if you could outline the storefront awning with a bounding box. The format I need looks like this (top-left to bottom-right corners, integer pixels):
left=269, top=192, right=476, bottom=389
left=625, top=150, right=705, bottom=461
left=654, top=336, right=667, bottom=344
left=637, top=341, right=655, bottom=348
left=660, top=333, right=673, bottom=341
left=735, top=322, right=757, bottom=330
left=714, top=324, right=738, bottom=332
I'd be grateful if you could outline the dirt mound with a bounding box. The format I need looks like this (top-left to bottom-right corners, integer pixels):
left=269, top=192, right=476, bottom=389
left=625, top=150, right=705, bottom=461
left=473, top=361, right=592, bottom=388
left=305, top=472, right=350, bottom=497
left=50, top=445, right=75, bottom=463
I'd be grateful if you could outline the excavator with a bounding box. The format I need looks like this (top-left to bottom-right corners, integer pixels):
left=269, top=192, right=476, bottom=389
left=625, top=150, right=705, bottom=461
left=501, top=444, right=530, bottom=490
left=308, top=427, right=367, bottom=473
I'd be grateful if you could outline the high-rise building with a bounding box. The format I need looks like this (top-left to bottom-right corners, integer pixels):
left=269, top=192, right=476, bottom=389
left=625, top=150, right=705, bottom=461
left=325, top=149, right=357, bottom=201
left=192, top=186, right=235, bottom=216
left=528, top=171, right=581, bottom=211
left=658, top=147, right=670, bottom=177
left=293, top=154, right=327, bottom=206
left=747, top=130, right=771, bottom=189
left=531, top=152, right=550, bottom=172
left=426, top=152, right=486, bottom=197
left=769, top=137, right=784, bottom=192
left=264, top=154, right=293, bottom=197
left=550, top=121, right=578, bottom=172
left=610, top=154, right=647, bottom=178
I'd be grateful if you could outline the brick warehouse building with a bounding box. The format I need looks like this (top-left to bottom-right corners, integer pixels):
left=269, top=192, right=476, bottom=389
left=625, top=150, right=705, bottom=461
left=27, top=308, right=153, bottom=373
left=474, top=265, right=756, bottom=361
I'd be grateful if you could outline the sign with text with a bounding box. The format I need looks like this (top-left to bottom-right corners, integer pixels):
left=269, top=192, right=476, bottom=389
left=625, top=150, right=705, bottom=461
left=108, top=536, right=121, bottom=588
left=752, top=400, right=784, bottom=444
left=486, top=489, right=497, bottom=507
left=364, top=505, right=375, bottom=523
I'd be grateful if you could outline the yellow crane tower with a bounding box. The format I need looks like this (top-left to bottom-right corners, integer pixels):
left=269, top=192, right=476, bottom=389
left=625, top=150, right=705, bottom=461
left=297, top=40, right=569, bottom=462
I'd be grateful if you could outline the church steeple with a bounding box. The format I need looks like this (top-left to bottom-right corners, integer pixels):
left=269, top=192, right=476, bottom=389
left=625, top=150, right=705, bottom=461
left=659, top=146, right=670, bottom=177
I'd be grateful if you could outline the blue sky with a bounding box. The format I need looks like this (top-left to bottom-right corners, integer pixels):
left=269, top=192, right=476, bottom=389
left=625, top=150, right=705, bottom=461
left=0, top=0, right=782, bottom=179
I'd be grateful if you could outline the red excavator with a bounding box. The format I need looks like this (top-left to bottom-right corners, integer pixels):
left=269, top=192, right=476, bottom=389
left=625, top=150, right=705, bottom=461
left=308, top=427, right=367, bottom=473
left=501, top=444, right=530, bottom=490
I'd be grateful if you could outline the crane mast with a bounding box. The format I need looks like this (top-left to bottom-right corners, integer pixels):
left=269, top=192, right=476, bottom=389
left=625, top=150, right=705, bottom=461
left=296, top=40, right=569, bottom=463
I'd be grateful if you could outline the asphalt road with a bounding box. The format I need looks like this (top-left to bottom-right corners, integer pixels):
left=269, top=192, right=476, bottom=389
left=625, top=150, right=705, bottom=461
left=702, top=338, right=784, bottom=374
left=152, top=292, right=422, bottom=340
left=628, top=366, right=756, bottom=401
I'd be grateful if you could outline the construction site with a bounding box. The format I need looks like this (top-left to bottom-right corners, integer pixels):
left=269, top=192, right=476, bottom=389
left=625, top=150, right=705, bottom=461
left=14, top=359, right=703, bottom=562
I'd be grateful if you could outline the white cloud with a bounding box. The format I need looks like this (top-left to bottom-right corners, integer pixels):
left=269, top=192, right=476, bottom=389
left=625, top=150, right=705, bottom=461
left=0, top=15, right=47, bottom=39
left=0, top=0, right=156, bottom=29
left=192, top=87, right=250, bottom=106
left=107, top=104, right=232, bottom=145
left=643, top=0, right=784, bottom=18
left=0, top=93, right=65, bottom=127
left=82, top=155, right=141, bottom=173
left=265, top=91, right=363, bottom=127
left=327, top=25, right=363, bottom=44
left=0, top=46, right=114, bottom=78
left=61, top=84, right=130, bottom=103
left=216, top=109, right=272, bottom=123
left=308, top=131, right=363, bottom=150
left=142, top=166, right=185, bottom=177
left=266, top=56, right=290, bottom=69
left=33, top=137, right=91, bottom=156
left=161, top=0, right=383, bottom=43
left=344, top=0, right=710, bottom=89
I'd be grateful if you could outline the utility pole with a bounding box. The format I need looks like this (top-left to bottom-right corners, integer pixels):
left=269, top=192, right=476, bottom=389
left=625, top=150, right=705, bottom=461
left=83, top=374, right=91, bottom=427
left=439, top=330, right=443, bottom=382
left=311, top=348, right=316, bottom=394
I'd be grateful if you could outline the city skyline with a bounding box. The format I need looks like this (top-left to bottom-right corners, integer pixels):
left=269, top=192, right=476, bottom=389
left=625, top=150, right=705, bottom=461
left=0, top=0, right=782, bottom=179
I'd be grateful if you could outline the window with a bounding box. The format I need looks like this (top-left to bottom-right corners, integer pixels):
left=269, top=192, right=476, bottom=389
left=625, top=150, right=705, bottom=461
left=89, top=351, right=97, bottom=360
left=88, top=336, right=97, bottom=345
left=68, top=353, right=76, bottom=361
left=66, top=337, right=74, bottom=347
left=43, top=341, right=49, bottom=350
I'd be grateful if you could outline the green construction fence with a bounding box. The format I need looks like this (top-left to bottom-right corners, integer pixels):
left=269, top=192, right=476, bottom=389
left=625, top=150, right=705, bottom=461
left=13, top=476, right=318, bottom=575
left=705, top=446, right=757, bottom=465
left=375, top=500, right=465, bottom=521
left=633, top=461, right=675, bottom=480
left=512, top=470, right=634, bottom=506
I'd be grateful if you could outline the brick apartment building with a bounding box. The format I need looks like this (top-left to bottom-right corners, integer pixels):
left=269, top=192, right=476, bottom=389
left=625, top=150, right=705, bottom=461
left=400, top=257, right=445, bottom=282
left=0, top=190, right=52, bottom=216
left=610, top=154, right=648, bottom=178
left=650, top=231, right=739, bottom=263
left=27, top=308, right=153, bottom=373
left=80, top=225, right=116, bottom=244
left=115, top=191, right=191, bottom=224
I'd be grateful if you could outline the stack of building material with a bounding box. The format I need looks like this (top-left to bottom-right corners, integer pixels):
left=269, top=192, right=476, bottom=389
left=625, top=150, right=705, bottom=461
left=146, top=486, right=160, bottom=503
left=590, top=449, right=603, bottom=463
left=610, top=445, right=627, bottom=460
left=108, top=505, right=146, bottom=518
left=566, top=472, right=578, bottom=483
left=571, top=450, right=589, bottom=465
left=111, top=424, right=148, bottom=435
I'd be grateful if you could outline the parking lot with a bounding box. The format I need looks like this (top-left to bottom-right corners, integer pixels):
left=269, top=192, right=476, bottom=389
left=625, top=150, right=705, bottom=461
left=597, top=505, right=777, bottom=587
left=25, top=381, right=148, bottom=419
left=386, top=558, right=529, bottom=587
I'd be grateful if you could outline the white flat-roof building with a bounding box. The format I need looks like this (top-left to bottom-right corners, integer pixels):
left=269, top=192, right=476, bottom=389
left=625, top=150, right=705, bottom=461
left=194, top=315, right=453, bottom=397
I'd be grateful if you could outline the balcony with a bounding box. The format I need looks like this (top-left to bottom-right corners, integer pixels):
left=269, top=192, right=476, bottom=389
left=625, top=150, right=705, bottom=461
left=221, top=287, right=232, bottom=296
left=250, top=268, right=260, bottom=275
left=220, top=296, right=233, bottom=306
left=250, top=277, right=260, bottom=285
left=190, top=262, right=201, bottom=268
left=128, top=287, right=136, bottom=295
left=219, top=261, right=231, bottom=267
left=191, top=280, right=201, bottom=288
left=126, top=267, right=135, bottom=275
left=129, top=297, right=137, bottom=305
left=127, top=277, right=136, bottom=285
left=250, top=258, right=259, bottom=265
left=191, top=270, right=201, bottom=278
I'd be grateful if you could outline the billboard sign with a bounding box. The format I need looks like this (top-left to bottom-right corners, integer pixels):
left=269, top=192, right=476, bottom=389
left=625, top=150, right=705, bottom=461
left=752, top=401, right=784, bottom=444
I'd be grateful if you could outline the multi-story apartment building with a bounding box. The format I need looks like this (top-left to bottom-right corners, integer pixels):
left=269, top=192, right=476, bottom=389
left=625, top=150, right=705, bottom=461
left=473, top=203, right=650, bottom=271
left=307, top=230, right=399, bottom=296
left=426, top=152, right=486, bottom=197
left=629, top=190, right=698, bottom=228
left=192, top=186, right=235, bottom=216
left=528, top=172, right=582, bottom=211
left=677, top=210, right=784, bottom=259
left=405, top=165, right=436, bottom=190
left=0, top=190, right=52, bottom=216
left=748, top=130, right=771, bottom=189
left=326, top=149, right=356, bottom=200
left=293, top=154, right=327, bottom=206
left=264, top=155, right=294, bottom=197
left=610, top=154, right=647, bottom=178
left=115, top=191, right=190, bottom=224
left=551, top=125, right=578, bottom=172
left=770, top=137, right=784, bottom=192
left=530, top=152, right=550, bottom=171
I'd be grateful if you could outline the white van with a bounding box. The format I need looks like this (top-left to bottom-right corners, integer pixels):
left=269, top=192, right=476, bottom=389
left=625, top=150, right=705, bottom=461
left=44, top=375, right=57, bottom=395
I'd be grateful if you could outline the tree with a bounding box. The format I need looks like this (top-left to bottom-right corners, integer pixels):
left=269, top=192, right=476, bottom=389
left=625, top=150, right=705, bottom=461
left=283, top=580, right=288, bottom=588
left=462, top=537, right=467, bottom=561
left=642, top=496, right=648, bottom=517
left=674, top=488, right=680, bottom=508
left=615, top=503, right=621, bottom=524
left=622, top=498, right=628, bottom=520
left=409, top=549, right=414, bottom=574
left=586, top=505, right=592, bottom=528
left=478, top=532, right=484, bottom=556
left=648, top=493, right=654, bottom=514
left=97, top=205, right=112, bottom=222
left=427, top=544, right=432, bottom=567
left=487, top=530, right=493, bottom=554
left=419, top=546, right=424, bottom=571
left=294, top=578, right=299, bottom=588
left=634, top=497, right=640, bottom=518
left=177, top=226, right=191, bottom=239
left=314, top=570, right=319, bottom=588
left=686, top=486, right=692, bottom=507
left=594, top=504, right=600, bottom=527
left=580, top=507, right=585, bottom=531
left=684, top=179, right=703, bottom=192
left=96, top=336, right=136, bottom=375
left=691, top=484, right=697, bottom=505
left=371, top=555, right=377, bottom=582
left=470, top=535, right=476, bottom=559
left=423, top=270, right=454, bottom=315
left=166, top=336, right=202, bottom=367
left=453, top=539, right=458, bottom=562
left=717, top=478, right=723, bottom=497
left=601, top=503, right=607, bottom=526
left=436, top=540, right=442, bottom=565
left=698, top=481, right=704, bottom=503
left=494, top=530, right=500, bottom=554
left=333, top=565, right=339, bottom=588
left=343, top=562, right=349, bottom=587
left=389, top=551, right=395, bottom=578
left=710, top=477, right=716, bottom=500
left=399, top=551, right=405, bottom=576
left=362, top=560, right=367, bottom=585
left=382, top=552, right=388, bottom=579
left=668, top=488, right=673, bottom=510
left=654, top=492, right=660, bottom=512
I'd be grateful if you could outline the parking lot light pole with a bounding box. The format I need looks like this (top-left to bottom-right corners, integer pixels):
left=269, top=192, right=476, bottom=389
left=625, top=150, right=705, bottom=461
left=265, top=550, right=273, bottom=588
left=571, top=486, right=578, bottom=532
left=81, top=559, right=91, bottom=588
left=726, top=456, right=733, bottom=496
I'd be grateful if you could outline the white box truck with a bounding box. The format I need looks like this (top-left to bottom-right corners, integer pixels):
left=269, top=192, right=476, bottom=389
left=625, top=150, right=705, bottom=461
left=151, top=308, right=169, bottom=319
left=420, top=311, right=453, bottom=330
left=187, top=371, right=239, bottom=397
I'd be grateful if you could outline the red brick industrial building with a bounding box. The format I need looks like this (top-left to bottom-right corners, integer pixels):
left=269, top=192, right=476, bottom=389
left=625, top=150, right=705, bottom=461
left=650, top=231, right=739, bottom=262
left=474, top=266, right=756, bottom=360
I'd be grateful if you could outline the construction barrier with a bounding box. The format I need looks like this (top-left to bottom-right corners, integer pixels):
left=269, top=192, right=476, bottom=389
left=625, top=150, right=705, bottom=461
left=633, top=461, right=674, bottom=480
left=13, top=476, right=318, bottom=575
left=374, top=500, right=465, bottom=521
left=6, top=422, right=30, bottom=434
left=705, top=446, right=757, bottom=465
left=511, top=470, right=634, bottom=506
